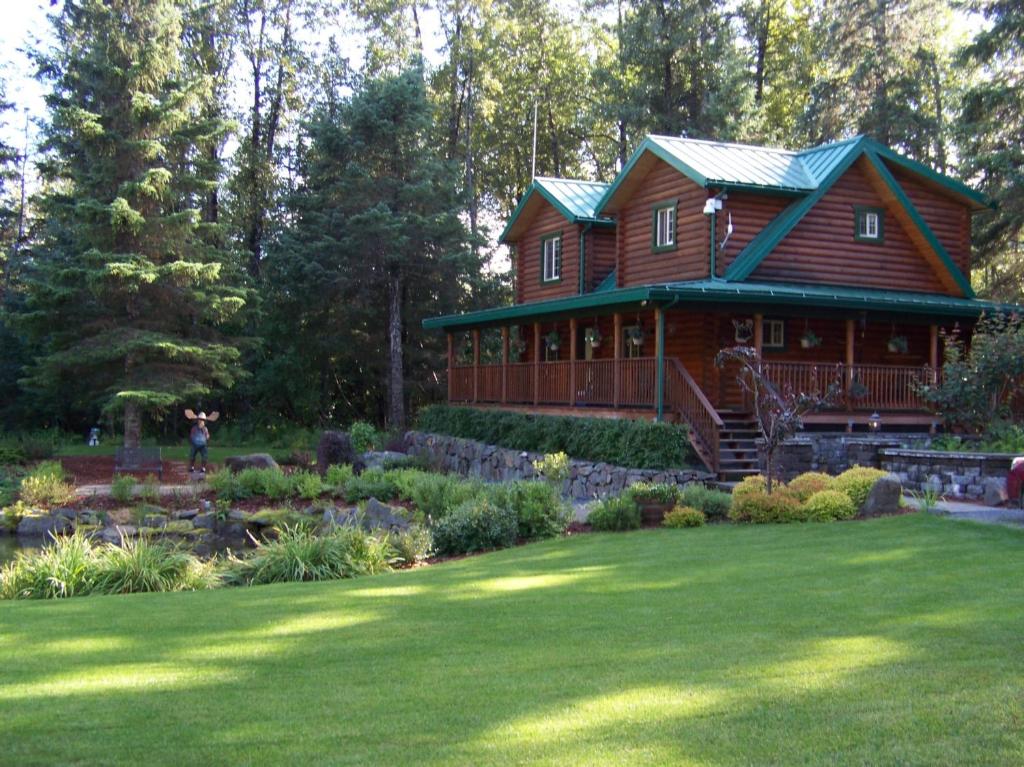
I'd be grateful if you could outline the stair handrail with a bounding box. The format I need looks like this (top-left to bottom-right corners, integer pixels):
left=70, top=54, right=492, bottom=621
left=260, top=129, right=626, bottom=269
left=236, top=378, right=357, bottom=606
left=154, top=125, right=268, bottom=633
left=665, top=358, right=724, bottom=474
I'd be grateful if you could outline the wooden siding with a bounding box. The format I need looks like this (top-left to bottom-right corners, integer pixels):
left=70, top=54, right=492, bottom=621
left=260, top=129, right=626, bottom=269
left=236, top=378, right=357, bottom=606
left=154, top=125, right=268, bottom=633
left=617, top=159, right=709, bottom=286
left=513, top=199, right=581, bottom=304
left=588, top=228, right=617, bottom=290
left=750, top=163, right=949, bottom=294
left=891, top=165, right=972, bottom=279
left=715, top=191, right=790, bottom=276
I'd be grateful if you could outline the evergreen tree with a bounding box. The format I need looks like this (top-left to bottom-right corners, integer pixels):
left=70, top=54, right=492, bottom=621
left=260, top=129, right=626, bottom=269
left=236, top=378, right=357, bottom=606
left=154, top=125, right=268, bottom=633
left=22, top=0, right=245, bottom=446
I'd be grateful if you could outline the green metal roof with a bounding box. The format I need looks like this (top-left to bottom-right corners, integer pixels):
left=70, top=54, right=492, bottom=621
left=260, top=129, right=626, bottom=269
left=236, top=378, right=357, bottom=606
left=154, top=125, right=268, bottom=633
left=423, top=279, right=1021, bottom=331
left=499, top=177, right=612, bottom=243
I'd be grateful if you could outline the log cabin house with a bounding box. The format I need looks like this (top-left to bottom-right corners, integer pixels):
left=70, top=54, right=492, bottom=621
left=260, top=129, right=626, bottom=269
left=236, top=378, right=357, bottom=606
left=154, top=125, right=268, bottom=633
left=423, top=135, right=1020, bottom=479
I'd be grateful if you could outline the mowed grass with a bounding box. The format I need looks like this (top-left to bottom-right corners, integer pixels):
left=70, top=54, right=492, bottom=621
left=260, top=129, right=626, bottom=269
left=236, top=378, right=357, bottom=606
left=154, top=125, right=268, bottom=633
left=2, top=513, right=1022, bottom=766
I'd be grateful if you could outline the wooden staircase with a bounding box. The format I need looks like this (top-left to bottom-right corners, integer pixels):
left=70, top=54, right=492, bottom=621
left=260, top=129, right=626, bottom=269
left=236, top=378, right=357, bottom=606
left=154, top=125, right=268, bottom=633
left=715, top=410, right=760, bottom=481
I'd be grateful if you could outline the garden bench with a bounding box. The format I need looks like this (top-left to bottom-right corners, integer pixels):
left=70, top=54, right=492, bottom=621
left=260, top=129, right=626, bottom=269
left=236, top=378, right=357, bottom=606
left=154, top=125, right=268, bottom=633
left=114, top=447, right=163, bottom=480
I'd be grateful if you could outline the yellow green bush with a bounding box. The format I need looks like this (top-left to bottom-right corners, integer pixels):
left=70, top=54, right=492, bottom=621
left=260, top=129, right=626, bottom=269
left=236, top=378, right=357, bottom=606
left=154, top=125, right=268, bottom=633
left=729, top=485, right=803, bottom=524
left=663, top=506, right=706, bottom=528
left=834, top=466, right=888, bottom=509
left=803, top=490, right=857, bottom=521
left=788, top=472, right=835, bottom=502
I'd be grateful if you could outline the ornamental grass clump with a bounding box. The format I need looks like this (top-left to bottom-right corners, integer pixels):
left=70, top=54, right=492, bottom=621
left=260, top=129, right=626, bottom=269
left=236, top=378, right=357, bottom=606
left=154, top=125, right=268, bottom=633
left=18, top=461, right=76, bottom=508
left=788, top=472, right=836, bottom=502
left=110, top=474, right=136, bottom=504
left=663, top=506, right=706, bottom=528
left=678, top=484, right=732, bottom=520
left=0, top=531, right=96, bottom=599
left=588, top=494, right=642, bottom=532
left=222, top=525, right=393, bottom=586
left=91, top=537, right=218, bottom=594
left=390, top=525, right=433, bottom=565
left=803, top=490, right=857, bottom=522
left=834, top=466, right=888, bottom=509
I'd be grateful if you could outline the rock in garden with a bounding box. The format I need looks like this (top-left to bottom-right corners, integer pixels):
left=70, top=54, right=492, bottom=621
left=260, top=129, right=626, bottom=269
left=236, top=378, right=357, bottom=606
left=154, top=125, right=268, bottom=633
left=143, top=514, right=168, bottom=528
left=322, top=507, right=357, bottom=528
left=174, top=508, right=199, bottom=520
left=99, top=524, right=137, bottom=543
left=54, top=507, right=78, bottom=520
left=224, top=453, right=280, bottom=473
left=859, top=474, right=903, bottom=517
left=316, top=431, right=363, bottom=476
left=361, top=497, right=410, bottom=532
left=227, top=509, right=248, bottom=521
left=193, top=512, right=216, bottom=529
left=362, top=450, right=408, bottom=470
left=983, top=477, right=1009, bottom=507
left=17, top=514, right=73, bottom=537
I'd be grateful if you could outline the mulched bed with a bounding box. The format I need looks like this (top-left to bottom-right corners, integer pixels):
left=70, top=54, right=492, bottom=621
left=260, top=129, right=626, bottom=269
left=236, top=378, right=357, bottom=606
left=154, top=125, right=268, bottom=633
left=60, top=455, right=215, bottom=486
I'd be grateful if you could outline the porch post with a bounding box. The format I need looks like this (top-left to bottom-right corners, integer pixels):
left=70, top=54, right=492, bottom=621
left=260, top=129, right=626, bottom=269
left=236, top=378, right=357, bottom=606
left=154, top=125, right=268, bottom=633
left=655, top=307, right=665, bottom=421
left=753, top=313, right=764, bottom=357
left=501, top=326, right=510, bottom=404
left=929, top=324, right=939, bottom=371
left=569, top=317, right=578, bottom=406
left=472, top=329, right=480, bottom=403
left=613, top=312, right=622, bottom=408
left=533, top=322, right=541, bottom=407
left=446, top=332, right=453, bottom=403
left=845, top=319, right=855, bottom=427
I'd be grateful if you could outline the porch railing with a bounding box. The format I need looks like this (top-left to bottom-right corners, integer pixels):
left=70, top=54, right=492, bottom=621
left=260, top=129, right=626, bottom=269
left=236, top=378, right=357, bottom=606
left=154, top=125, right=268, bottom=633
left=763, top=360, right=938, bottom=411
left=665, top=359, right=724, bottom=473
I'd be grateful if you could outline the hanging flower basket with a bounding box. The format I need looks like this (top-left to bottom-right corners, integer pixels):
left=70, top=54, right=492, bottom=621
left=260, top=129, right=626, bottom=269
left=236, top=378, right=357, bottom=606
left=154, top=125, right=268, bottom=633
left=800, top=329, right=822, bottom=349
left=544, top=331, right=561, bottom=352
left=584, top=327, right=602, bottom=349
left=887, top=335, right=908, bottom=354
left=626, top=325, right=644, bottom=347
left=732, top=318, right=754, bottom=344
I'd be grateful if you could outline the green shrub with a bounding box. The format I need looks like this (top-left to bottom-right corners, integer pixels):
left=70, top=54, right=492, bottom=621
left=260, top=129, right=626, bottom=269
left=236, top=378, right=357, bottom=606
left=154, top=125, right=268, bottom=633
left=728, top=486, right=803, bottom=524
left=390, top=525, right=432, bottom=565
left=431, top=498, right=519, bottom=556
left=488, top=480, right=570, bottom=540
left=588, top=495, right=641, bottom=532
left=19, top=467, right=77, bottom=508
left=788, top=472, right=836, bottom=502
left=91, top=537, right=217, bottom=594
left=222, top=525, right=392, bottom=585
left=139, top=474, right=161, bottom=504
left=291, top=470, right=325, bottom=500
left=241, top=468, right=293, bottom=500
left=1, top=500, right=30, bottom=531
left=31, top=460, right=67, bottom=481
left=1, top=532, right=96, bottom=599
left=396, top=472, right=478, bottom=519
left=111, top=474, right=136, bottom=504
left=0, top=445, right=26, bottom=465
left=803, top=490, right=857, bottom=522
left=349, top=421, right=379, bottom=454
left=324, top=463, right=354, bottom=489
left=18, top=432, right=58, bottom=461
left=532, top=451, right=570, bottom=484
left=834, top=466, right=888, bottom=509
left=732, top=475, right=767, bottom=499
left=416, top=405, right=696, bottom=469
left=343, top=469, right=400, bottom=503
left=207, top=469, right=247, bottom=501
left=663, top=506, right=706, bottom=528
left=625, top=482, right=681, bottom=505
left=678, top=484, right=732, bottom=520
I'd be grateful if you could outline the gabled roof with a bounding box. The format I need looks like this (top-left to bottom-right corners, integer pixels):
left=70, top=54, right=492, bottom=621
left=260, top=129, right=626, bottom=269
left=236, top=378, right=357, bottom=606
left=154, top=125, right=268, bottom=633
left=499, top=177, right=612, bottom=243
left=422, top=278, right=1020, bottom=331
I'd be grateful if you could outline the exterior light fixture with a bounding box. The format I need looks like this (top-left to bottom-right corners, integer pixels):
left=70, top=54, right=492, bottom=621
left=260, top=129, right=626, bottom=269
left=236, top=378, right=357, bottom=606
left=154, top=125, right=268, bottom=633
left=868, top=412, right=882, bottom=432
left=702, top=198, right=722, bottom=216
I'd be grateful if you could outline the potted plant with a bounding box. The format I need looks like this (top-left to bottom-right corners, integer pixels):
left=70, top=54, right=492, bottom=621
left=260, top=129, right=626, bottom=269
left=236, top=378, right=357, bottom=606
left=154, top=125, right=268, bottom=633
left=544, top=331, right=560, bottom=352
left=887, top=335, right=908, bottom=354
left=847, top=379, right=870, bottom=401
left=732, top=318, right=754, bottom=344
left=627, top=482, right=680, bottom=526
left=584, top=327, right=602, bottom=349
left=800, top=329, right=822, bottom=349
left=626, top=325, right=644, bottom=347
left=509, top=338, right=526, bottom=360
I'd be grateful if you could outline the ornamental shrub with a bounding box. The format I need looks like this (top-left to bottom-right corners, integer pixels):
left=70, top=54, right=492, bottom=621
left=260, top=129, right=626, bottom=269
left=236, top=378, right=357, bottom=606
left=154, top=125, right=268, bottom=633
left=678, top=484, right=732, bottom=520
left=663, top=506, right=706, bottom=528
left=532, top=451, right=570, bottom=484
left=431, top=498, right=519, bottom=556
left=834, top=466, right=888, bottom=509
left=290, top=470, right=325, bottom=500
left=788, top=472, right=836, bottom=502
left=349, top=421, right=379, bottom=454
left=324, top=463, right=354, bottom=489
left=588, top=494, right=641, bottom=531
left=803, top=490, right=857, bottom=521
left=488, top=480, right=571, bottom=540
left=728, top=485, right=803, bottom=523
left=342, top=469, right=400, bottom=503
left=390, top=525, right=433, bottom=565
left=625, top=482, right=680, bottom=505
left=19, top=463, right=76, bottom=508
left=110, top=474, right=136, bottom=504
left=415, top=405, right=696, bottom=469
left=732, top=475, right=767, bottom=500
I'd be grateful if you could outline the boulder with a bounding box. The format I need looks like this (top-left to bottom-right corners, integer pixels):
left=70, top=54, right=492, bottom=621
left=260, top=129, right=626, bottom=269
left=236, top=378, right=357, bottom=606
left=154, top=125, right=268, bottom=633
left=982, top=477, right=1009, bottom=507
left=316, top=431, right=363, bottom=476
left=174, top=508, right=199, bottom=520
left=227, top=509, right=248, bottom=521
left=193, top=512, right=216, bottom=530
left=322, top=507, right=357, bottom=528
left=361, top=497, right=410, bottom=532
left=99, top=524, right=137, bottom=543
left=224, top=453, right=280, bottom=473
left=142, top=514, right=168, bottom=529
left=54, top=507, right=78, bottom=520
left=17, top=514, right=73, bottom=537
left=860, top=473, right=903, bottom=517
left=362, top=450, right=408, bottom=471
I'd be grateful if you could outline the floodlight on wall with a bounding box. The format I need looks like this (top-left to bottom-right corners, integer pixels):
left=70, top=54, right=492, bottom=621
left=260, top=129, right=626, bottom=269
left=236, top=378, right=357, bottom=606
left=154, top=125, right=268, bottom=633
left=702, top=197, right=723, bottom=216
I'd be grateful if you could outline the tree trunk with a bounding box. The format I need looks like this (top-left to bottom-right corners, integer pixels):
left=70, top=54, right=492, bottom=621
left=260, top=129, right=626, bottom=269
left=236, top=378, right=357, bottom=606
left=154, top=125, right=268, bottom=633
left=124, top=401, right=142, bottom=449
left=754, top=0, right=770, bottom=104
left=387, top=269, right=406, bottom=430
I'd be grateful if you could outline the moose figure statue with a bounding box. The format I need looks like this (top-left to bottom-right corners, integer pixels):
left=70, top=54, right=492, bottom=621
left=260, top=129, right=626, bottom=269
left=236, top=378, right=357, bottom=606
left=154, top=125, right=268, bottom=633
left=185, top=409, right=220, bottom=475
left=1007, top=457, right=1024, bottom=509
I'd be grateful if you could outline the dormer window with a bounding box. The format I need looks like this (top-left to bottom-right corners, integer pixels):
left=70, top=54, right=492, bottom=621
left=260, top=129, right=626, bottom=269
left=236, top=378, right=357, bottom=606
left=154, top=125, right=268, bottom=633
left=652, top=199, right=677, bottom=252
left=854, top=206, right=884, bottom=243
left=541, top=232, right=562, bottom=282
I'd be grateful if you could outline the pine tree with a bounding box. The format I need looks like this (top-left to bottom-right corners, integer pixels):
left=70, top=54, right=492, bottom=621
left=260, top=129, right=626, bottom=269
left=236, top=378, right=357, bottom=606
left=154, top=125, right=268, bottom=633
left=23, top=0, right=245, bottom=447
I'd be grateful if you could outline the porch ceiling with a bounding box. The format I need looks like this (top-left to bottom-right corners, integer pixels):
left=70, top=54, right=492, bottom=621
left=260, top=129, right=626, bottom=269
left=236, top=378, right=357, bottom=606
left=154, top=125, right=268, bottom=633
left=423, top=279, right=1022, bottom=331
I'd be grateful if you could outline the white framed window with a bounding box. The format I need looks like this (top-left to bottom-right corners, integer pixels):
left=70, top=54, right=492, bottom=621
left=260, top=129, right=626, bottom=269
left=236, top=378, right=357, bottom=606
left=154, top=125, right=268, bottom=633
left=652, top=200, right=677, bottom=251
left=541, top=234, right=562, bottom=282
left=764, top=319, right=785, bottom=349
left=860, top=212, right=879, bottom=238
left=854, top=206, right=884, bottom=243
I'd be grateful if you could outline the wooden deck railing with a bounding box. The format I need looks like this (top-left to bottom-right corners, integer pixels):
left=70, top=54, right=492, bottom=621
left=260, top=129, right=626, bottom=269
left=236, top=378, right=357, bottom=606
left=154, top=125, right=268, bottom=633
left=763, top=360, right=843, bottom=400
left=450, top=365, right=474, bottom=402
left=506, top=363, right=534, bottom=404
left=665, top=359, right=724, bottom=473
left=477, top=365, right=503, bottom=403
left=763, top=360, right=938, bottom=410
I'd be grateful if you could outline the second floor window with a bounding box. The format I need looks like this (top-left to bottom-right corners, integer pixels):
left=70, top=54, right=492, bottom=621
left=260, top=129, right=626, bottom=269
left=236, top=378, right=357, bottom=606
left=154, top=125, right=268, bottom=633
left=652, top=200, right=677, bottom=251
left=542, top=234, right=562, bottom=282
left=854, top=206, right=884, bottom=243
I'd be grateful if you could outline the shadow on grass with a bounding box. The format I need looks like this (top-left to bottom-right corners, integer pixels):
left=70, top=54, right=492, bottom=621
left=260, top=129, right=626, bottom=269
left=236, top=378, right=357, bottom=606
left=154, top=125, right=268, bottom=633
left=1, top=513, right=1022, bottom=765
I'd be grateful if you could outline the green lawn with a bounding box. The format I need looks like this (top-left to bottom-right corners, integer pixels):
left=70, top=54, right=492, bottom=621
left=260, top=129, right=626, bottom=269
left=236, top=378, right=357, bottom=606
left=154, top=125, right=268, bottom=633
left=2, top=513, right=1022, bottom=766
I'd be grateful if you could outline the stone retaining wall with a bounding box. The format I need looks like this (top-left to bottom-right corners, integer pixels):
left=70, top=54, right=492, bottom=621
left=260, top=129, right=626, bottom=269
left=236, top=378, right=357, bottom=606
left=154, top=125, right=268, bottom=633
left=880, top=449, right=1014, bottom=499
left=769, top=433, right=934, bottom=479
left=404, top=431, right=712, bottom=500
